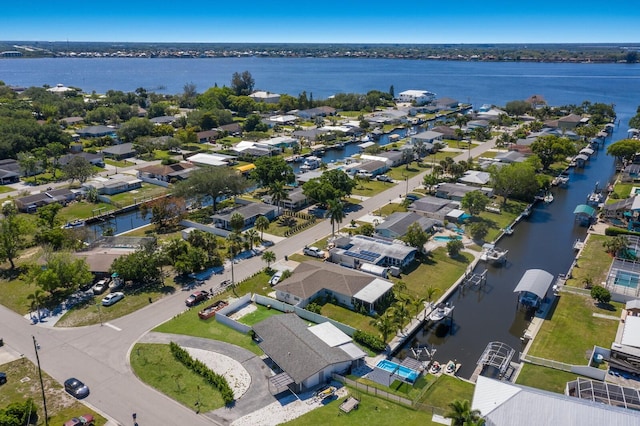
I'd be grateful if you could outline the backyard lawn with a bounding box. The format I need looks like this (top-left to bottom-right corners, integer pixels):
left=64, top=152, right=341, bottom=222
left=351, top=179, right=396, bottom=197
left=236, top=303, right=283, bottom=326
left=109, top=183, right=169, bottom=207
left=527, top=292, right=622, bottom=365
left=59, top=200, right=114, bottom=221
left=516, top=363, right=585, bottom=394
left=416, top=374, right=475, bottom=411
left=565, top=235, right=612, bottom=288
left=320, top=303, right=378, bottom=335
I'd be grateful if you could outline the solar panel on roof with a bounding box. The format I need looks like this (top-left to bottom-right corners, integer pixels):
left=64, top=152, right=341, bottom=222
left=361, top=250, right=380, bottom=257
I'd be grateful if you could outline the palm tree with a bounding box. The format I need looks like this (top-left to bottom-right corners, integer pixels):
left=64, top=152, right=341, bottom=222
left=254, top=215, right=270, bottom=241
left=370, top=314, right=395, bottom=342
left=244, top=229, right=260, bottom=251
left=261, top=250, right=276, bottom=270
left=268, top=181, right=289, bottom=215
left=327, top=199, right=345, bottom=237
left=226, top=232, right=243, bottom=295
left=391, top=299, right=411, bottom=335
left=27, top=289, right=45, bottom=321
left=444, top=399, right=483, bottom=426
left=411, top=296, right=427, bottom=319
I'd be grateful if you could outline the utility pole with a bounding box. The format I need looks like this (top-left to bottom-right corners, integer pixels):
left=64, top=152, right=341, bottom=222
left=33, top=336, right=49, bottom=426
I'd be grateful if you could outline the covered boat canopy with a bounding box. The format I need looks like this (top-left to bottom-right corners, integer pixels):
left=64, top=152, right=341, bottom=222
left=513, top=269, right=554, bottom=300
left=574, top=204, right=596, bottom=217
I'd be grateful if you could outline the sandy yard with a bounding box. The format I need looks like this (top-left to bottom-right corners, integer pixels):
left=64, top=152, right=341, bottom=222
left=185, top=347, right=251, bottom=399
left=228, top=303, right=257, bottom=320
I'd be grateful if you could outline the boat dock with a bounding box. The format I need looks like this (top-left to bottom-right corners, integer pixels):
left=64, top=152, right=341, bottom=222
left=461, top=269, right=488, bottom=288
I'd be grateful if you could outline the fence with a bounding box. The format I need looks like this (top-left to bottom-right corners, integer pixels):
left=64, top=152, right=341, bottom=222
left=215, top=293, right=252, bottom=334
left=281, top=210, right=317, bottom=237
left=521, top=354, right=607, bottom=380
left=332, top=374, right=413, bottom=407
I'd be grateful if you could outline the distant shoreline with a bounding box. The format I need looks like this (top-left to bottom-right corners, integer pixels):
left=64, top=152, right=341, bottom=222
left=1, top=41, right=638, bottom=64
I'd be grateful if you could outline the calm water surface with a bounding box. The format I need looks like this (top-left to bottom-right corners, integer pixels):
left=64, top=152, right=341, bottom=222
left=2, top=57, right=636, bottom=376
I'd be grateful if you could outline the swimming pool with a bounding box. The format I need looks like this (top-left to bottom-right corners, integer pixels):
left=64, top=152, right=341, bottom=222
left=433, top=235, right=462, bottom=242
left=614, top=270, right=640, bottom=288
left=376, top=360, right=419, bottom=382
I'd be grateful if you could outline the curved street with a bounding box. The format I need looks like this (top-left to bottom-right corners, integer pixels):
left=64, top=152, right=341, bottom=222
left=0, top=139, right=495, bottom=425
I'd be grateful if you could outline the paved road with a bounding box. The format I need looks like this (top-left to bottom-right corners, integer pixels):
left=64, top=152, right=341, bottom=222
left=0, top=139, right=497, bottom=424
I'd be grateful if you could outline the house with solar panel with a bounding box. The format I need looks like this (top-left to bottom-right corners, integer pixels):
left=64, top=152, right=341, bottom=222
left=329, top=234, right=417, bottom=270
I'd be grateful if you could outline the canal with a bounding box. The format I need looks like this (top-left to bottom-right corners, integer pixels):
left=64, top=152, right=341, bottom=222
left=401, top=127, right=623, bottom=379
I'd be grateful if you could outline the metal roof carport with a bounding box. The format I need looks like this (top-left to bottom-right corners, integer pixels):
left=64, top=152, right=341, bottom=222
left=513, top=269, right=554, bottom=300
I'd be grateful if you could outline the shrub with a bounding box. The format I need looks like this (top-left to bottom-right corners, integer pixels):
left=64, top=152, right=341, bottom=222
left=353, top=330, right=386, bottom=352
left=590, top=285, right=611, bottom=304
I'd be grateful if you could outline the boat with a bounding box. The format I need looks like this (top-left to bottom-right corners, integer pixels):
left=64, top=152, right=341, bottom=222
left=480, top=243, right=508, bottom=265
left=429, top=302, right=454, bottom=322
left=587, top=182, right=605, bottom=207
left=444, top=360, right=461, bottom=375
left=551, top=173, right=570, bottom=187
left=300, top=156, right=322, bottom=171
left=503, top=225, right=514, bottom=235
left=543, top=192, right=554, bottom=203
left=62, top=219, right=85, bottom=229
left=428, top=361, right=441, bottom=374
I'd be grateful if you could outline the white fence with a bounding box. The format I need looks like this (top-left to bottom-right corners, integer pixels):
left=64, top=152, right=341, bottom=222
left=215, top=293, right=252, bottom=334
left=180, top=219, right=230, bottom=238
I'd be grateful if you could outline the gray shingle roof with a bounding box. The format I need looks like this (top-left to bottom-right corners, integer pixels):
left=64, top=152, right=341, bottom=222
left=252, top=313, right=352, bottom=384
left=375, top=212, right=439, bottom=237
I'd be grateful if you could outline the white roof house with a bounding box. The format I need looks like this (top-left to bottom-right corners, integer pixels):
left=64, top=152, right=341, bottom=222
left=249, top=91, right=281, bottom=103
left=187, top=152, right=234, bottom=167
left=398, top=89, right=436, bottom=105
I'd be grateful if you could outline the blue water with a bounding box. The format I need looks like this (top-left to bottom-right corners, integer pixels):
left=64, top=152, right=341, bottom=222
left=376, top=360, right=419, bottom=382
left=615, top=271, right=639, bottom=289
left=433, top=236, right=462, bottom=242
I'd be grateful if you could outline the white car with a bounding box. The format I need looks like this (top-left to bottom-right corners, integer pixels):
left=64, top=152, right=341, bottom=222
left=92, top=279, right=109, bottom=295
left=269, top=270, right=283, bottom=286
left=303, top=246, right=325, bottom=258
left=101, top=292, right=124, bottom=306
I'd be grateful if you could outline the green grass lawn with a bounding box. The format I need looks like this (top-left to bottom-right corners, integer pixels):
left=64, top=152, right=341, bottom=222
left=282, top=386, right=437, bottom=426
left=153, top=302, right=263, bottom=355
left=59, top=200, right=114, bottom=221
left=108, top=183, right=169, bottom=207
left=397, top=248, right=473, bottom=299
left=237, top=303, right=283, bottom=325
left=352, top=179, right=395, bottom=197
left=0, top=358, right=107, bottom=426
left=130, top=343, right=226, bottom=413
left=565, top=235, right=612, bottom=288
left=320, top=303, right=378, bottom=335
left=516, top=363, right=584, bottom=394
left=0, top=185, right=14, bottom=194
left=386, top=165, right=430, bottom=181
left=527, top=292, right=622, bottom=365
left=104, top=158, right=136, bottom=168
left=607, top=182, right=634, bottom=204
left=416, top=374, right=475, bottom=410
left=0, top=273, right=41, bottom=315
left=378, top=202, right=408, bottom=216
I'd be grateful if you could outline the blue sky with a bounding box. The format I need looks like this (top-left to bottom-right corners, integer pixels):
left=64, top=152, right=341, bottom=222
left=3, top=1, right=639, bottom=43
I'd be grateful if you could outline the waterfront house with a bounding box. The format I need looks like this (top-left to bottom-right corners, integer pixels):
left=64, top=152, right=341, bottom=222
left=620, top=164, right=640, bottom=182
left=249, top=91, right=281, bottom=104
left=431, top=125, right=459, bottom=140
left=377, top=150, right=405, bottom=167
left=15, top=188, right=77, bottom=212
left=495, top=151, right=526, bottom=164
left=273, top=261, right=394, bottom=314
left=407, top=195, right=460, bottom=222
left=411, top=130, right=444, bottom=145
left=137, top=162, right=195, bottom=184
left=435, top=183, right=493, bottom=201
left=252, top=313, right=366, bottom=394
left=297, top=106, right=336, bottom=120
left=374, top=212, right=440, bottom=240
left=77, top=125, right=117, bottom=138
left=435, top=97, right=459, bottom=110
left=82, top=174, right=143, bottom=196
left=186, top=152, right=236, bottom=167
left=102, top=142, right=136, bottom=160
left=329, top=234, right=417, bottom=269
left=459, top=170, right=491, bottom=186
left=472, top=376, right=640, bottom=426
left=466, top=119, right=490, bottom=130
left=558, top=113, right=586, bottom=130
left=397, top=89, right=436, bottom=106
left=211, top=202, right=277, bottom=231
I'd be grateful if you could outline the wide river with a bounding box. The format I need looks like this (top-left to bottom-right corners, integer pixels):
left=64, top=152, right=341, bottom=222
left=2, top=57, right=638, bottom=377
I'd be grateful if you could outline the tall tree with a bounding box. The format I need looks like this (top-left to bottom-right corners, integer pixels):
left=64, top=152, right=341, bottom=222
left=244, top=229, right=260, bottom=251
left=139, top=197, right=186, bottom=230
left=63, top=155, right=95, bottom=184
left=402, top=222, right=428, bottom=252
left=251, top=156, right=295, bottom=187
left=46, top=142, right=66, bottom=178
left=230, top=213, right=245, bottom=233
left=327, top=199, right=345, bottom=237
left=172, top=166, right=248, bottom=212
left=489, top=163, right=540, bottom=205
left=530, top=135, right=576, bottom=170
left=261, top=250, right=276, bottom=270
left=254, top=215, right=270, bottom=240
left=444, top=399, right=483, bottom=426
left=231, top=71, right=255, bottom=96
left=0, top=204, right=32, bottom=270
left=461, top=191, right=490, bottom=216
left=267, top=181, right=289, bottom=215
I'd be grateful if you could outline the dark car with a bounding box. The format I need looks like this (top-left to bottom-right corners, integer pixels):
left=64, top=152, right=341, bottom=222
left=185, top=290, right=209, bottom=307
left=64, top=414, right=94, bottom=426
left=64, top=377, right=90, bottom=399
left=0, top=372, right=6, bottom=385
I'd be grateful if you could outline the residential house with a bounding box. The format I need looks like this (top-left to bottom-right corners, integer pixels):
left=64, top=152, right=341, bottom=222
left=377, top=150, right=406, bottom=167
left=232, top=141, right=274, bottom=158
left=77, top=125, right=117, bottom=138
left=459, top=170, right=491, bottom=186
left=252, top=313, right=366, bottom=394
left=102, top=143, right=136, bottom=160
left=219, top=122, right=242, bottom=136
left=249, top=91, right=281, bottom=104
left=297, top=106, right=336, bottom=120
left=259, top=136, right=298, bottom=151
left=47, top=83, right=73, bottom=94
left=495, top=151, right=526, bottom=163
left=211, top=202, right=277, bottom=231
left=61, top=116, right=84, bottom=126
left=292, top=128, right=331, bottom=143
left=466, top=119, right=490, bottom=130
left=431, top=125, right=459, bottom=140
left=149, top=115, right=177, bottom=125
left=397, top=90, right=436, bottom=106
left=263, top=187, right=309, bottom=211
left=472, top=375, right=640, bottom=426
left=345, top=160, right=388, bottom=177
left=558, top=113, right=586, bottom=130
left=407, top=195, right=461, bottom=221
left=59, top=152, right=105, bottom=168
left=273, top=261, right=394, bottom=314
left=15, top=188, right=77, bottom=212
left=435, top=182, right=493, bottom=201
left=0, top=159, right=20, bottom=184
left=411, top=130, right=444, bottom=145
left=266, top=114, right=298, bottom=126
left=329, top=234, right=417, bottom=269
left=435, top=97, right=459, bottom=110
left=375, top=212, right=440, bottom=240
left=137, top=162, right=195, bottom=183
left=196, top=129, right=220, bottom=143
left=187, top=152, right=236, bottom=167
left=82, top=174, right=143, bottom=196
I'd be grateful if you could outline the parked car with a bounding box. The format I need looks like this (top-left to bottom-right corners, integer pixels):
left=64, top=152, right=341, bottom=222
left=101, top=292, right=124, bottom=306
left=64, top=377, right=90, bottom=399
left=0, top=372, right=6, bottom=385
left=376, top=174, right=393, bottom=182
left=185, top=290, right=209, bottom=307
left=303, top=246, right=325, bottom=258
left=92, top=279, right=108, bottom=295
left=64, top=414, right=95, bottom=426
left=108, top=279, right=123, bottom=290
left=405, top=193, right=421, bottom=201
left=269, top=270, right=283, bottom=286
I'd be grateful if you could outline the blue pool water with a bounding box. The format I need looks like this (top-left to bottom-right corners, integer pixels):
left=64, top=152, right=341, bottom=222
left=615, top=271, right=640, bottom=289
left=376, top=360, right=419, bottom=382
left=433, top=235, right=463, bottom=242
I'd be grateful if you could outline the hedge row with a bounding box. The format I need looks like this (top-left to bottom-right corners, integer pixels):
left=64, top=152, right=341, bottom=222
left=604, top=227, right=640, bottom=237
left=169, top=342, right=235, bottom=404
left=353, top=330, right=386, bottom=352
